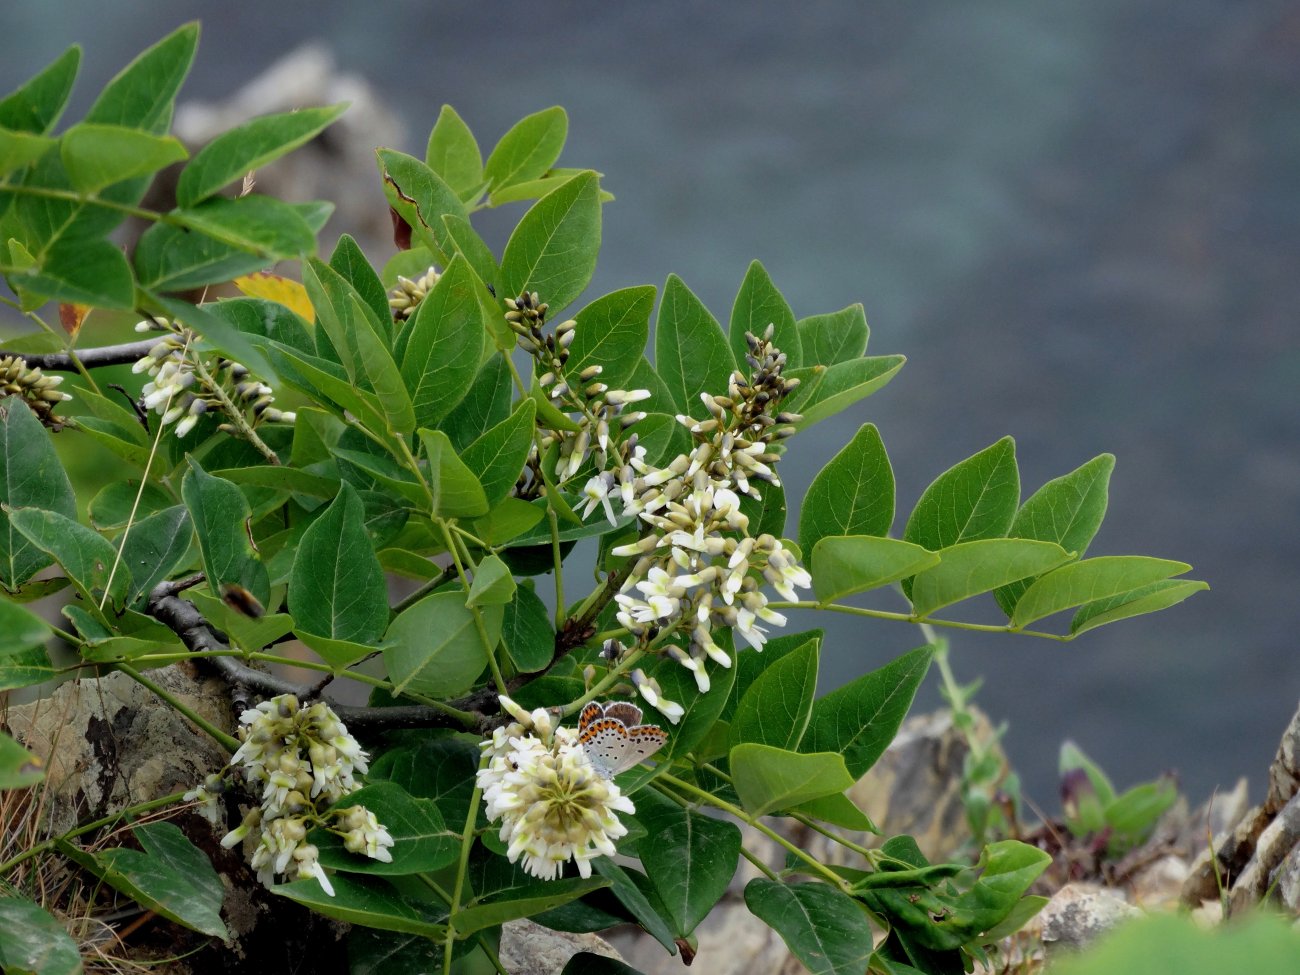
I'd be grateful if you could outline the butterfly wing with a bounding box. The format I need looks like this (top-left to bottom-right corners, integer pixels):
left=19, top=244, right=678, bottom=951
left=577, top=702, right=606, bottom=736
left=602, top=701, right=643, bottom=728
left=624, top=725, right=668, bottom=767
left=580, top=717, right=632, bottom=777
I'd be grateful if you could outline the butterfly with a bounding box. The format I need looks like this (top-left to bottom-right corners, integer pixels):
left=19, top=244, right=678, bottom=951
left=577, top=701, right=668, bottom=778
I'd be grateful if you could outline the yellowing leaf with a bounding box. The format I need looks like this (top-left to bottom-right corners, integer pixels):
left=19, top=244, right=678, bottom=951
left=233, top=271, right=314, bottom=322
left=58, top=302, right=89, bottom=336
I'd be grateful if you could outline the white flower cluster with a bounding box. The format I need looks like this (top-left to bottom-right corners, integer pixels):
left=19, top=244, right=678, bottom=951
left=0, top=354, right=71, bottom=428
left=132, top=317, right=294, bottom=437
left=388, top=264, right=441, bottom=321
left=585, top=328, right=813, bottom=695
left=477, top=697, right=634, bottom=881
left=505, top=291, right=653, bottom=491
left=186, top=694, right=394, bottom=896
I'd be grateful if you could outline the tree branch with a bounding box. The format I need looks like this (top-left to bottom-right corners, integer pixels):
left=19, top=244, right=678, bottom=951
left=144, top=579, right=478, bottom=733
left=6, top=339, right=157, bottom=371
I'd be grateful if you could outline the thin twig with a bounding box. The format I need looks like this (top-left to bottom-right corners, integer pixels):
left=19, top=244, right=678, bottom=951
left=4, top=339, right=157, bottom=371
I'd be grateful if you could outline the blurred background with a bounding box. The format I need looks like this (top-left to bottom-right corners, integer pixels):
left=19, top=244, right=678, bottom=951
left=3, top=1, right=1297, bottom=807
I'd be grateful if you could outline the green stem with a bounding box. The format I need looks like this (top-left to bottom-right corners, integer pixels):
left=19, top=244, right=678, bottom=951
left=775, top=600, right=1071, bottom=642
left=115, top=663, right=239, bottom=752
left=547, top=507, right=565, bottom=628
left=414, top=875, right=507, bottom=975
left=445, top=754, right=489, bottom=974
left=561, top=647, right=646, bottom=718
left=191, top=356, right=280, bottom=465
left=654, top=775, right=780, bottom=881
left=655, top=772, right=853, bottom=892
left=0, top=789, right=189, bottom=878
left=438, top=521, right=507, bottom=696
left=699, top=762, right=882, bottom=866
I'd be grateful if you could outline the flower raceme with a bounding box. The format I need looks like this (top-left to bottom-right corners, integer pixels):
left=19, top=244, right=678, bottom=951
left=185, top=694, right=393, bottom=896
left=562, top=326, right=813, bottom=706
left=477, top=698, right=637, bottom=882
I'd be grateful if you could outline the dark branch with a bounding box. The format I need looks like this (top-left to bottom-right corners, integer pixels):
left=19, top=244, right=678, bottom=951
left=145, top=579, right=476, bottom=733
left=6, top=339, right=157, bottom=371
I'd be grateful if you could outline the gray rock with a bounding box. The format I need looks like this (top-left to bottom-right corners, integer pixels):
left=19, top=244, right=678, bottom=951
left=1266, top=699, right=1300, bottom=814
left=499, top=919, right=624, bottom=975
left=1229, top=790, right=1300, bottom=912
left=1039, top=883, right=1141, bottom=955
left=3, top=665, right=233, bottom=835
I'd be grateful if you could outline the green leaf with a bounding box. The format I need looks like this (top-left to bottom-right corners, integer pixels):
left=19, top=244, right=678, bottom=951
left=797, top=303, right=869, bottom=367
left=790, top=791, right=878, bottom=832
left=425, top=104, right=483, bottom=201
left=377, top=148, right=466, bottom=260
left=172, top=194, right=316, bottom=259
left=181, top=458, right=270, bottom=607
left=60, top=123, right=186, bottom=193
left=0, top=599, right=50, bottom=658
left=119, top=505, right=192, bottom=607
left=799, top=423, right=894, bottom=555
left=274, top=873, right=446, bottom=937
left=455, top=875, right=608, bottom=937
left=995, top=454, right=1115, bottom=616
left=811, top=536, right=938, bottom=603
left=288, top=483, right=388, bottom=643
left=721, top=630, right=820, bottom=724
left=745, top=880, right=875, bottom=975
left=0, top=897, right=83, bottom=975
left=488, top=168, right=602, bottom=207
left=730, top=744, right=854, bottom=817
left=461, top=398, right=536, bottom=508
left=215, top=465, right=338, bottom=499
left=1105, top=778, right=1178, bottom=852
left=25, top=237, right=134, bottom=309
left=484, top=106, right=567, bottom=190
left=784, top=355, right=906, bottom=430
left=0, top=644, right=54, bottom=696
left=654, top=273, right=736, bottom=417
left=295, top=631, right=378, bottom=669
left=441, top=353, right=514, bottom=451
left=908, top=539, right=1073, bottom=618
left=593, top=859, right=678, bottom=954
left=0, top=46, right=80, bottom=134
left=729, top=260, right=800, bottom=369
left=134, top=220, right=272, bottom=292
left=1010, top=556, right=1192, bottom=629
left=442, top=214, right=501, bottom=297
left=384, top=591, right=501, bottom=697
left=84, top=23, right=197, bottom=132
left=59, top=822, right=226, bottom=938
left=150, top=296, right=277, bottom=382
left=0, top=644, right=55, bottom=691
left=324, top=233, right=390, bottom=330
left=860, top=840, right=1050, bottom=952
left=314, top=781, right=458, bottom=875
left=0, top=731, right=44, bottom=789
left=902, top=437, right=1019, bottom=600
left=467, top=553, right=516, bottom=607
left=400, top=254, right=487, bottom=430
left=0, top=127, right=55, bottom=177
left=640, top=805, right=742, bottom=937
left=348, top=928, right=445, bottom=975
left=268, top=344, right=391, bottom=439
left=0, top=399, right=76, bottom=590
left=350, top=294, right=416, bottom=436
left=500, top=170, right=601, bottom=314
left=903, top=436, right=1019, bottom=552
left=729, top=639, right=818, bottom=751
left=501, top=585, right=554, bottom=673
left=177, top=103, right=346, bottom=206
left=7, top=507, right=128, bottom=608
left=802, top=644, right=934, bottom=779
left=567, top=286, right=656, bottom=391
left=87, top=479, right=173, bottom=529
left=419, top=428, right=489, bottom=518
left=1070, top=578, right=1208, bottom=636
left=370, top=736, right=480, bottom=831
left=625, top=355, right=678, bottom=416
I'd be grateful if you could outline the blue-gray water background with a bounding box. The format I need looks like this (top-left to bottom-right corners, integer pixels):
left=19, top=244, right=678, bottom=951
left=5, top=1, right=1298, bottom=807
